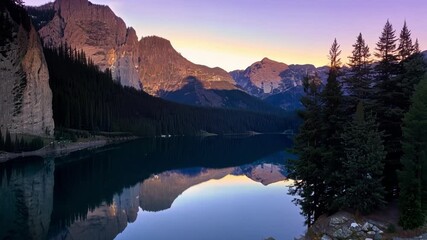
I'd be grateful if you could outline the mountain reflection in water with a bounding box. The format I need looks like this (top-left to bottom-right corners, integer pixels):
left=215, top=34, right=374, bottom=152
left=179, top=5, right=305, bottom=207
left=0, top=135, right=305, bottom=240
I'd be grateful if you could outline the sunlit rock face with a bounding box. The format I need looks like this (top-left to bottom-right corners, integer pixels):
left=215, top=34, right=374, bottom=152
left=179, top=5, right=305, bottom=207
left=38, top=0, right=141, bottom=89
left=37, top=0, right=239, bottom=95
left=138, top=36, right=237, bottom=96
left=0, top=158, right=54, bottom=240
left=230, top=58, right=319, bottom=98
left=0, top=8, right=55, bottom=136
left=50, top=184, right=141, bottom=240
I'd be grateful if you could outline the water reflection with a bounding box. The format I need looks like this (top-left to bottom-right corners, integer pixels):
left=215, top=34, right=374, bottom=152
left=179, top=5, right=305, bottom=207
left=0, top=135, right=303, bottom=240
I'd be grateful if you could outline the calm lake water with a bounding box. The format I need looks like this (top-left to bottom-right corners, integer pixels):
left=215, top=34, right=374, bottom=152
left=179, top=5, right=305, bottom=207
left=0, top=135, right=305, bottom=240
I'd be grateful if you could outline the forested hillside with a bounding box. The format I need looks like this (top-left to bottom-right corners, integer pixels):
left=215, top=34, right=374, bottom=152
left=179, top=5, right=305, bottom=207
left=44, top=46, right=297, bottom=136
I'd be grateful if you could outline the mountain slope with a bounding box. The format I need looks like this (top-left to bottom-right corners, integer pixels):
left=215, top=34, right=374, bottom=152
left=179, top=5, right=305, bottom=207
left=29, top=0, right=281, bottom=113
left=33, top=0, right=141, bottom=89
left=231, top=58, right=325, bottom=110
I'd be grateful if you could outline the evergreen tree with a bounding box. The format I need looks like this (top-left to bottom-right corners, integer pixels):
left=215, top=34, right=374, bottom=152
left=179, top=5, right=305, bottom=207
left=398, top=51, right=427, bottom=114
left=4, top=129, right=12, bottom=152
left=346, top=33, right=373, bottom=108
left=374, top=20, right=402, bottom=199
left=338, top=102, right=386, bottom=213
left=288, top=74, right=327, bottom=226
left=0, top=129, right=4, bottom=151
left=399, top=75, right=427, bottom=229
left=321, top=39, right=347, bottom=211
left=398, top=21, right=414, bottom=61
left=413, top=39, right=420, bottom=53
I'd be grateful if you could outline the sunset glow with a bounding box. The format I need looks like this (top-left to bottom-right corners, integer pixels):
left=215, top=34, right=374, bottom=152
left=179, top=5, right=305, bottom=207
left=25, top=0, right=427, bottom=71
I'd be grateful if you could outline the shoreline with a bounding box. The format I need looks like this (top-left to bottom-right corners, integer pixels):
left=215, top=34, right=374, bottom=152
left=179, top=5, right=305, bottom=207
left=0, top=137, right=138, bottom=163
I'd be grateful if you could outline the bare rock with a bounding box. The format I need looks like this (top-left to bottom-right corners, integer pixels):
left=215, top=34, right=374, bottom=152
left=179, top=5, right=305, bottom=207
left=0, top=9, right=54, bottom=136
left=39, top=0, right=141, bottom=89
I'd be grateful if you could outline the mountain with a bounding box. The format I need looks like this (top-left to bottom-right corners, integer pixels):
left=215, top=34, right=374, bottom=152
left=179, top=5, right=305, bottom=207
left=231, top=58, right=326, bottom=110
left=44, top=46, right=293, bottom=135
left=0, top=1, right=54, bottom=136
left=32, top=0, right=142, bottom=89
left=28, top=0, right=281, bottom=113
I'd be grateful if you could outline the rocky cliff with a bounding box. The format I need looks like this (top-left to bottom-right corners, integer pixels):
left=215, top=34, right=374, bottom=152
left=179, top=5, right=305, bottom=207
left=36, top=0, right=240, bottom=95
left=231, top=58, right=330, bottom=110
left=138, top=36, right=237, bottom=95
left=33, top=0, right=286, bottom=111
left=37, top=0, right=141, bottom=89
left=0, top=4, right=54, bottom=136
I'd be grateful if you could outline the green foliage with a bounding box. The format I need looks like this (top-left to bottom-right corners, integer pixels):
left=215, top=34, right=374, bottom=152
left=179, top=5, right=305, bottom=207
left=399, top=76, right=427, bottom=229
left=373, top=20, right=407, bottom=199
left=346, top=33, right=373, bottom=109
left=288, top=74, right=327, bottom=226
left=398, top=21, right=414, bottom=61
left=320, top=39, right=347, bottom=212
left=337, top=102, right=386, bottom=213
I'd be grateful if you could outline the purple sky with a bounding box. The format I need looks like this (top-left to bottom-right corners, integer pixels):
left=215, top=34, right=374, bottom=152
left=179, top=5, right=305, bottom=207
left=25, top=0, right=427, bottom=71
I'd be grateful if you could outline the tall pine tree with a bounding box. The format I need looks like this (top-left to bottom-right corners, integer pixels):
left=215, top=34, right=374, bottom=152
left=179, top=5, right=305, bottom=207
left=288, top=74, right=327, bottom=226
left=374, top=20, right=402, bottom=199
left=398, top=21, right=414, bottom=61
left=0, top=128, right=4, bottom=151
left=338, top=102, right=386, bottom=213
left=321, top=39, right=347, bottom=211
left=346, top=33, right=373, bottom=108
left=399, top=75, right=427, bottom=229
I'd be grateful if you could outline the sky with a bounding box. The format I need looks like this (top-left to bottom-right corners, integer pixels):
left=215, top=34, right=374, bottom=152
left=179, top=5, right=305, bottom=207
left=25, top=0, right=427, bottom=71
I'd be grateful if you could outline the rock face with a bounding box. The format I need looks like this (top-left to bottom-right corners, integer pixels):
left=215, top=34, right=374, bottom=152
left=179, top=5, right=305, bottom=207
left=34, top=0, right=285, bottom=111
left=138, top=36, right=237, bottom=96
left=231, top=59, right=317, bottom=97
left=36, top=0, right=239, bottom=96
left=0, top=7, right=54, bottom=136
left=38, top=0, right=141, bottom=89
left=231, top=59, right=330, bottom=110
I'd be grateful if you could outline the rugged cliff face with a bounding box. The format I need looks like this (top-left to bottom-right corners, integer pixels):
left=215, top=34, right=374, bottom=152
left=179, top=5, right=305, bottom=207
left=38, top=0, right=141, bottom=89
left=138, top=36, right=237, bottom=95
left=0, top=5, right=54, bottom=136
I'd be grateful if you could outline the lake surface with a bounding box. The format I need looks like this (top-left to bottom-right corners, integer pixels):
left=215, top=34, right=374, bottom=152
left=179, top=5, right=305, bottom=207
left=0, top=135, right=305, bottom=240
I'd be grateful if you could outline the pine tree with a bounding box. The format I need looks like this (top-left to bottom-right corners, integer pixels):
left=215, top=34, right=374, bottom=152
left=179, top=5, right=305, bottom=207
left=4, top=129, right=12, bottom=152
left=0, top=128, right=4, bottom=151
left=288, top=74, right=327, bottom=226
left=321, top=39, right=347, bottom=211
left=374, top=20, right=402, bottom=199
left=413, top=39, right=420, bottom=53
left=346, top=33, right=373, bottom=108
left=399, top=75, right=427, bottom=229
left=398, top=21, right=414, bottom=61
left=338, top=102, right=386, bottom=213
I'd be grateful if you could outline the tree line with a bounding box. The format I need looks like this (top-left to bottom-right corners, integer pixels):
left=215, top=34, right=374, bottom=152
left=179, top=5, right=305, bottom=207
left=0, top=129, right=44, bottom=153
left=288, top=20, right=426, bottom=229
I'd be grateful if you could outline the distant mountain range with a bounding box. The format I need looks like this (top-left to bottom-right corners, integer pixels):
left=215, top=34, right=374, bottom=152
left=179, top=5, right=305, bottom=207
left=26, top=0, right=283, bottom=113
left=26, top=0, right=427, bottom=113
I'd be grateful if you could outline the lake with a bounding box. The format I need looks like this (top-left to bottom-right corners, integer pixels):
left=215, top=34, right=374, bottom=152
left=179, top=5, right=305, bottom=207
left=0, top=135, right=305, bottom=240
